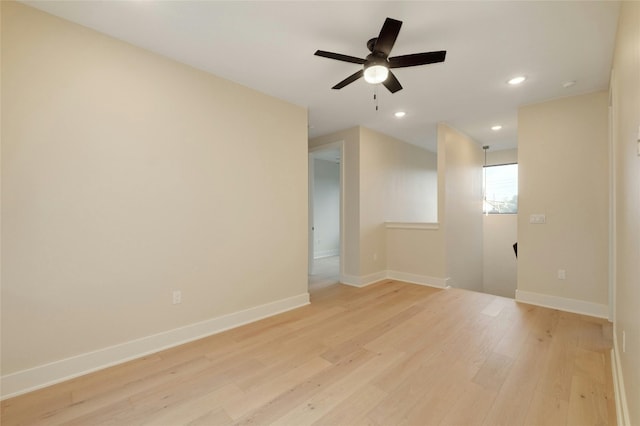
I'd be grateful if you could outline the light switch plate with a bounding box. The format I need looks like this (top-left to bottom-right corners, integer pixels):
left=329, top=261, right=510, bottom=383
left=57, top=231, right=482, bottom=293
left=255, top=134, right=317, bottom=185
left=529, top=214, right=546, bottom=224
left=529, top=214, right=547, bottom=225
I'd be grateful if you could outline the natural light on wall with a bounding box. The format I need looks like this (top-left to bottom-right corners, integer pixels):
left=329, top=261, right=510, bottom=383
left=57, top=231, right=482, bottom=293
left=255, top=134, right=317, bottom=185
left=483, top=164, right=518, bottom=214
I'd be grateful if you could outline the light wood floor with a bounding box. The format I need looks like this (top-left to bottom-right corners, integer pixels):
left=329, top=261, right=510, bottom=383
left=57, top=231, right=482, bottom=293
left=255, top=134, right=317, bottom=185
left=1, top=280, right=616, bottom=425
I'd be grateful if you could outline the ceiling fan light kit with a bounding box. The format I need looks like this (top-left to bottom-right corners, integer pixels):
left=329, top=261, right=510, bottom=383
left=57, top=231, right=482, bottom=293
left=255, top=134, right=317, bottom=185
left=364, top=64, right=389, bottom=84
left=315, top=17, right=446, bottom=94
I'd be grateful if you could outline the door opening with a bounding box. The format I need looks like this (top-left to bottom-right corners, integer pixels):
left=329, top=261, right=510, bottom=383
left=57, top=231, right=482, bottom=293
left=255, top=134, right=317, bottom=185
left=308, top=143, right=343, bottom=290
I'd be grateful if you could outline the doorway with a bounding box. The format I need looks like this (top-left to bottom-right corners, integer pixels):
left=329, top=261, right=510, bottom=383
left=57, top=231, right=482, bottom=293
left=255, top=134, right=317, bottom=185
left=308, top=144, right=343, bottom=290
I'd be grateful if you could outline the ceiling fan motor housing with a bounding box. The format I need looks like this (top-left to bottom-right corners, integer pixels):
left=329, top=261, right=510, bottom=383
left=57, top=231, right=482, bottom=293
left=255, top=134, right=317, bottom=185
left=366, top=37, right=378, bottom=52
left=365, top=52, right=389, bottom=68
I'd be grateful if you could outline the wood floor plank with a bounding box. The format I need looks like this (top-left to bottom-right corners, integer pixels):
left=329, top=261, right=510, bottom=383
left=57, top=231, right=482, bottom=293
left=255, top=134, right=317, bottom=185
left=234, top=340, right=328, bottom=392
left=311, top=385, right=388, bottom=426
left=124, top=358, right=263, bottom=417
left=481, top=297, right=508, bottom=317
left=224, top=356, right=332, bottom=420
left=481, top=307, right=561, bottom=426
left=523, top=314, right=577, bottom=426
left=367, top=344, right=466, bottom=425
left=492, top=303, right=540, bottom=358
left=567, top=373, right=611, bottom=426
left=574, top=347, right=607, bottom=384
left=68, top=354, right=165, bottom=404
left=525, top=389, right=570, bottom=426
left=0, top=387, right=73, bottom=426
left=370, top=291, right=486, bottom=394
left=62, top=357, right=263, bottom=426
left=186, top=409, right=234, bottom=426
left=280, top=283, right=421, bottom=352
left=370, top=342, right=442, bottom=394
left=472, top=351, right=515, bottom=392
left=438, top=381, right=497, bottom=426
left=138, top=383, right=243, bottom=426
left=26, top=356, right=214, bottom=425
left=401, top=358, right=483, bottom=426
left=1, top=281, right=616, bottom=426
left=233, top=349, right=378, bottom=426
left=319, top=304, right=422, bottom=363
left=271, top=348, right=404, bottom=425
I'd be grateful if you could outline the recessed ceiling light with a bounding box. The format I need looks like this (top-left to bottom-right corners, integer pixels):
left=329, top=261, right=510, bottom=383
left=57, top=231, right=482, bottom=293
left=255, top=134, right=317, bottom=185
left=394, top=111, right=406, bottom=118
left=562, top=80, right=577, bottom=88
left=491, top=125, right=502, bottom=131
left=507, top=76, right=527, bottom=85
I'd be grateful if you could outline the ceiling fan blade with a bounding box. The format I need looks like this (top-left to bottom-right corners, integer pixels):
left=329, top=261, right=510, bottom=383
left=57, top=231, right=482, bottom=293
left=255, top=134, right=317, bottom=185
left=315, top=50, right=366, bottom=65
left=374, top=18, right=402, bottom=57
left=382, top=71, right=403, bottom=93
left=332, top=69, right=364, bottom=90
left=389, top=51, right=447, bottom=68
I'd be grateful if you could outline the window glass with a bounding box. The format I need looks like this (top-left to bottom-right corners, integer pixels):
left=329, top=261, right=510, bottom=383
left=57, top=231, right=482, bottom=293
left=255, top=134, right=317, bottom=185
left=483, top=163, right=518, bottom=214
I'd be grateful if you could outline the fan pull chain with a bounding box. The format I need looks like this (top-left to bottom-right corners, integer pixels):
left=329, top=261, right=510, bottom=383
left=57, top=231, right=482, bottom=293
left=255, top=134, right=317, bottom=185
left=374, top=86, right=379, bottom=111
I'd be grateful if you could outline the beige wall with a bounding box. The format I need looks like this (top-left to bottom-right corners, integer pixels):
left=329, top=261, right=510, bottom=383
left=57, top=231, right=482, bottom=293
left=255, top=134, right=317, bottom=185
left=360, top=127, right=438, bottom=224
left=386, top=227, right=446, bottom=280
left=314, top=122, right=489, bottom=290
left=1, top=1, right=308, bottom=376
left=487, top=148, right=518, bottom=166
left=386, top=124, right=485, bottom=286
left=611, top=1, right=640, bottom=424
left=439, top=124, right=484, bottom=292
left=310, top=126, right=437, bottom=282
left=359, top=127, right=437, bottom=277
left=517, top=92, right=609, bottom=307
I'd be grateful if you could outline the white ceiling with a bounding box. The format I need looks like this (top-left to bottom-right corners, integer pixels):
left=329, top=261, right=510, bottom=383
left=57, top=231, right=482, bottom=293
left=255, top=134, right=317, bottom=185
left=23, top=1, right=620, bottom=152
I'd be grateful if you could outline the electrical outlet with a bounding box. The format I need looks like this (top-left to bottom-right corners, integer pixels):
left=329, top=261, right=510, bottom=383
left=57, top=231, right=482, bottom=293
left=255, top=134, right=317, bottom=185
left=172, top=290, right=182, bottom=305
left=557, top=269, right=566, bottom=280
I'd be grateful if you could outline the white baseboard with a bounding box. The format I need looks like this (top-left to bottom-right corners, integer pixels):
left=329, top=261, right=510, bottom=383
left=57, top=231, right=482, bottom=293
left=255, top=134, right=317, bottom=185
left=340, top=270, right=449, bottom=290
left=359, top=271, right=389, bottom=287
left=1, top=292, right=310, bottom=400
left=386, top=270, right=450, bottom=289
left=612, top=333, right=630, bottom=426
left=515, top=290, right=609, bottom=318
left=340, top=271, right=388, bottom=288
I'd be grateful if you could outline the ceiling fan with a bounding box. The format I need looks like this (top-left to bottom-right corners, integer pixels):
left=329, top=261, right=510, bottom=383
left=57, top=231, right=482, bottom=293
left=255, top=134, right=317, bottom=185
left=314, top=17, right=446, bottom=94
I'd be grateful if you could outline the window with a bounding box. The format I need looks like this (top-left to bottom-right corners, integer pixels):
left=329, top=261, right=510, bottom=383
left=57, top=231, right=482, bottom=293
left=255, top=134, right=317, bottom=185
left=483, top=163, right=518, bottom=214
